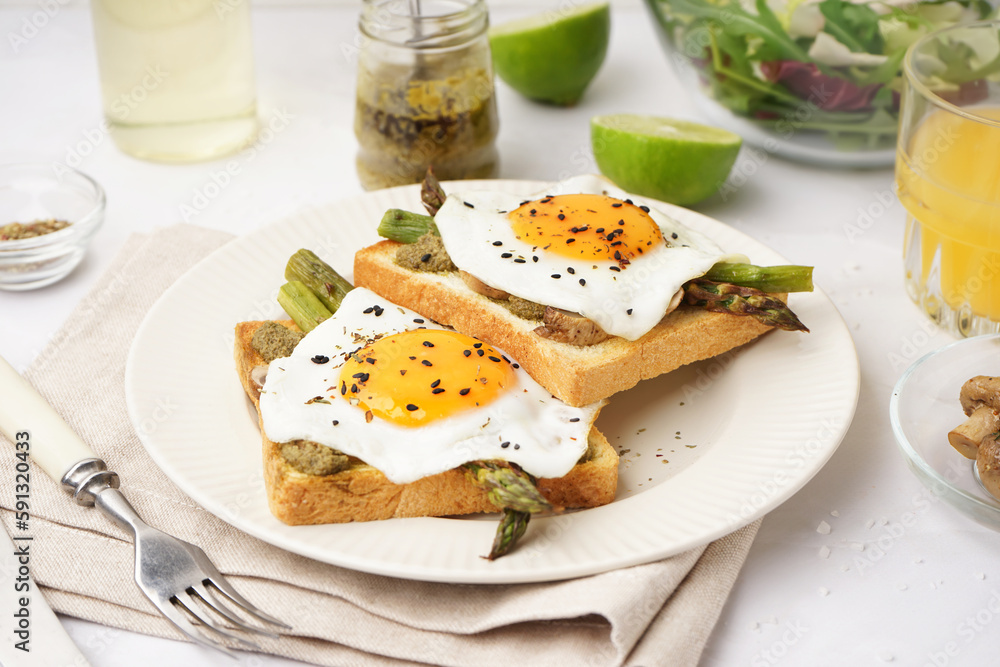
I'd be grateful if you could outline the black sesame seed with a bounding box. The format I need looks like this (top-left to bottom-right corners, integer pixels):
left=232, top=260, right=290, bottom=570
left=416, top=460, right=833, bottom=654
left=596, top=227, right=605, bottom=233
left=311, top=355, right=329, bottom=364
left=611, top=202, right=622, bottom=208
left=432, top=387, right=445, bottom=395
left=400, top=369, right=407, bottom=375
left=501, top=441, right=510, bottom=448
left=352, top=372, right=368, bottom=379
left=421, top=359, right=433, bottom=366
left=373, top=306, right=384, bottom=316
left=618, top=219, right=625, bottom=226
left=610, top=266, right=621, bottom=272
left=350, top=383, right=358, bottom=393
left=502, top=355, right=510, bottom=363
left=671, top=232, right=678, bottom=240
left=422, top=340, right=435, bottom=347
left=532, top=256, right=539, bottom=263
left=366, top=357, right=376, bottom=364
left=512, top=363, right=520, bottom=369
left=406, top=404, right=419, bottom=411
left=460, top=388, right=471, bottom=396
left=551, top=273, right=561, bottom=279
left=420, top=253, right=432, bottom=262
left=567, top=267, right=575, bottom=274
left=625, top=199, right=633, bottom=205
left=409, top=356, right=417, bottom=360
left=431, top=379, right=441, bottom=388
left=614, top=250, right=622, bottom=260
left=463, top=201, right=474, bottom=208
left=514, top=444, right=520, bottom=450
left=474, top=343, right=483, bottom=348
left=501, top=252, right=513, bottom=258
left=569, top=417, right=581, bottom=422
left=492, top=241, right=503, bottom=246
left=611, top=241, right=622, bottom=247
left=341, top=383, right=347, bottom=395
left=566, top=238, right=576, bottom=244
left=363, top=307, right=374, bottom=314
left=413, top=318, right=425, bottom=323
left=488, top=355, right=501, bottom=362
left=332, top=420, right=339, bottom=426
left=463, top=349, right=472, bottom=357
left=477, top=349, right=485, bottom=356
left=530, top=209, right=537, bottom=214
left=579, top=279, right=586, bottom=286
left=514, top=258, right=526, bottom=263
left=627, top=308, right=633, bottom=315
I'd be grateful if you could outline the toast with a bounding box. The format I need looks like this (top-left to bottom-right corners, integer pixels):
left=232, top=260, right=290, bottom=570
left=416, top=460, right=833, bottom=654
left=354, top=239, right=781, bottom=407
left=234, top=319, right=618, bottom=525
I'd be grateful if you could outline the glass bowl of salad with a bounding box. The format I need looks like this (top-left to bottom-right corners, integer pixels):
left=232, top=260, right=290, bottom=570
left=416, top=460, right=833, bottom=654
left=645, top=0, right=995, bottom=167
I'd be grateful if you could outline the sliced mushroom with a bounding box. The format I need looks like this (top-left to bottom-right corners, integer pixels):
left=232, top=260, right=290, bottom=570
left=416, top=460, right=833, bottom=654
left=534, top=307, right=610, bottom=346
left=949, top=405, right=1000, bottom=459
left=949, top=376, right=1000, bottom=458
left=460, top=270, right=510, bottom=300
left=960, top=376, right=1000, bottom=415
left=977, top=434, right=1000, bottom=500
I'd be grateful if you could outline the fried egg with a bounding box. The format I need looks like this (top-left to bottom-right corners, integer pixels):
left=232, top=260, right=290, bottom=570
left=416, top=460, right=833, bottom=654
left=259, top=288, right=603, bottom=485
left=434, top=174, right=746, bottom=341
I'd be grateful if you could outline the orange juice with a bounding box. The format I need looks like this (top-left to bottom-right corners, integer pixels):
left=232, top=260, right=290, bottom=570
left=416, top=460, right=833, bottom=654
left=897, top=107, right=1000, bottom=329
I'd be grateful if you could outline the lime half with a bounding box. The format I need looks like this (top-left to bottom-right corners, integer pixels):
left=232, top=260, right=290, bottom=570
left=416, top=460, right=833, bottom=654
left=591, top=114, right=743, bottom=206
left=489, top=2, right=610, bottom=107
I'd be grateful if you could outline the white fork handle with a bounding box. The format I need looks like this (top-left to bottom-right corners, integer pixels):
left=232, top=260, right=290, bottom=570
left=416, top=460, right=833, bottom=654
left=0, top=355, right=97, bottom=483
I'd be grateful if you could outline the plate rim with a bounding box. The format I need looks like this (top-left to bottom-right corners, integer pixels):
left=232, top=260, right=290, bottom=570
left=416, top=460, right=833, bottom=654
left=125, top=178, right=860, bottom=583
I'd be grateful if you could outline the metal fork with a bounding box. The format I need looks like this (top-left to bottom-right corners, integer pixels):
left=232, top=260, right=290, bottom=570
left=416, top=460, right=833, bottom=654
left=0, top=356, right=290, bottom=656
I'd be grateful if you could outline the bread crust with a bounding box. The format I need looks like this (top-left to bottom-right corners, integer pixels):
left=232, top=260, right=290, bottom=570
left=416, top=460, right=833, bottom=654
left=234, top=320, right=618, bottom=526
left=354, top=240, right=780, bottom=407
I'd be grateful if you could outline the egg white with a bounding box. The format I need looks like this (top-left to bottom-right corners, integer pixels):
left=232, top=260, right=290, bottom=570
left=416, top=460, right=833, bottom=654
left=434, top=174, right=746, bottom=341
left=258, top=288, right=603, bottom=485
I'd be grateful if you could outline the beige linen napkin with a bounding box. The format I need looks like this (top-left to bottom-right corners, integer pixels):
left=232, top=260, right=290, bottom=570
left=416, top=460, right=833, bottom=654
left=0, top=224, right=760, bottom=667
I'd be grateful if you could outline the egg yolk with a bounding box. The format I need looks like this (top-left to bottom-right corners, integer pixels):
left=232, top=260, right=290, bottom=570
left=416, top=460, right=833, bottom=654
left=338, top=330, right=517, bottom=427
left=508, top=194, right=665, bottom=263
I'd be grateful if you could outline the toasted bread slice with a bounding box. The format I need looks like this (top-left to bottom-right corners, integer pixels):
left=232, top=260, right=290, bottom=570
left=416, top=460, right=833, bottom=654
left=234, top=320, right=618, bottom=525
left=354, top=240, right=780, bottom=407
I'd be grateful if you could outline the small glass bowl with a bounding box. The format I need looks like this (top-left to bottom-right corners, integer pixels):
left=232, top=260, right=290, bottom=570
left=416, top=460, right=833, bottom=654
left=0, top=163, right=105, bottom=290
left=890, top=334, right=1000, bottom=529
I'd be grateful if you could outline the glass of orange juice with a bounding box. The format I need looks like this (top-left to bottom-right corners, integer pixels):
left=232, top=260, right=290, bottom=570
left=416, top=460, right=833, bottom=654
left=897, top=21, right=1000, bottom=337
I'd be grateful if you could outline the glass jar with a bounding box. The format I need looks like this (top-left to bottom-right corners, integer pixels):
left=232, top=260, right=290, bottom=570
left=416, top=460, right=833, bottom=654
left=354, top=0, right=500, bottom=190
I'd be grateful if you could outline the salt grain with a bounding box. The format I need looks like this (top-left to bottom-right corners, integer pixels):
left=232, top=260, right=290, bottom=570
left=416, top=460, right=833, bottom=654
left=818, top=587, right=830, bottom=597
left=818, top=546, right=831, bottom=559
left=816, top=521, right=832, bottom=535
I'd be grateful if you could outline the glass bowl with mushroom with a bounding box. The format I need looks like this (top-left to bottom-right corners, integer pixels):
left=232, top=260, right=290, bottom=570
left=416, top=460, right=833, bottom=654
left=890, top=334, right=1000, bottom=529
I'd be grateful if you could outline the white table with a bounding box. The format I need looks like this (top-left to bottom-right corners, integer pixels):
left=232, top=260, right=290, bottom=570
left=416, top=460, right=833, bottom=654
left=3, top=3, right=996, bottom=666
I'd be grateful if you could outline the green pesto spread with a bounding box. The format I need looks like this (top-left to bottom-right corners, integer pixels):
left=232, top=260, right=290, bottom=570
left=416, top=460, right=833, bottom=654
left=251, top=321, right=305, bottom=363
left=280, top=440, right=351, bottom=476
left=394, top=232, right=457, bottom=273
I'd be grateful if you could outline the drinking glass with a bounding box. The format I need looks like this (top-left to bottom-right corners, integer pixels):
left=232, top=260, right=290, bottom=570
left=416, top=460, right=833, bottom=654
left=90, top=0, right=258, bottom=162
left=898, top=21, right=1000, bottom=337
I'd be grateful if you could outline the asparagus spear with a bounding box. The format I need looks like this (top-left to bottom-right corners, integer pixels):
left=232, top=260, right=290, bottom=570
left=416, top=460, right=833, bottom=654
left=702, top=263, right=813, bottom=293
left=421, top=167, right=447, bottom=216
left=377, top=209, right=438, bottom=243
left=684, top=280, right=810, bottom=332
left=463, top=460, right=560, bottom=559
left=489, top=509, right=531, bottom=561
left=277, top=280, right=332, bottom=332
left=285, top=249, right=354, bottom=314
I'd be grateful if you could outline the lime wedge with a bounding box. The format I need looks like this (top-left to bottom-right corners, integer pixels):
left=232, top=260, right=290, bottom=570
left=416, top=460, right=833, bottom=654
left=489, top=2, right=610, bottom=106
left=591, top=114, right=743, bottom=206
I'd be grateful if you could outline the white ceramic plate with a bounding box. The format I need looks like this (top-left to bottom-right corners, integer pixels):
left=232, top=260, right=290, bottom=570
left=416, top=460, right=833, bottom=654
left=125, top=180, right=860, bottom=584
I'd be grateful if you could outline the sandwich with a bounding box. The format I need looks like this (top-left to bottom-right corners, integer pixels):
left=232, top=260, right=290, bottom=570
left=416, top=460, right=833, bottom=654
left=235, top=281, right=617, bottom=559
left=354, top=173, right=811, bottom=407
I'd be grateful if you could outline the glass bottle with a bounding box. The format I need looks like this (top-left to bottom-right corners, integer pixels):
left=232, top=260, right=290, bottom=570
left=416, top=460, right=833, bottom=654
left=354, top=0, right=500, bottom=190
left=90, top=0, right=258, bottom=162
